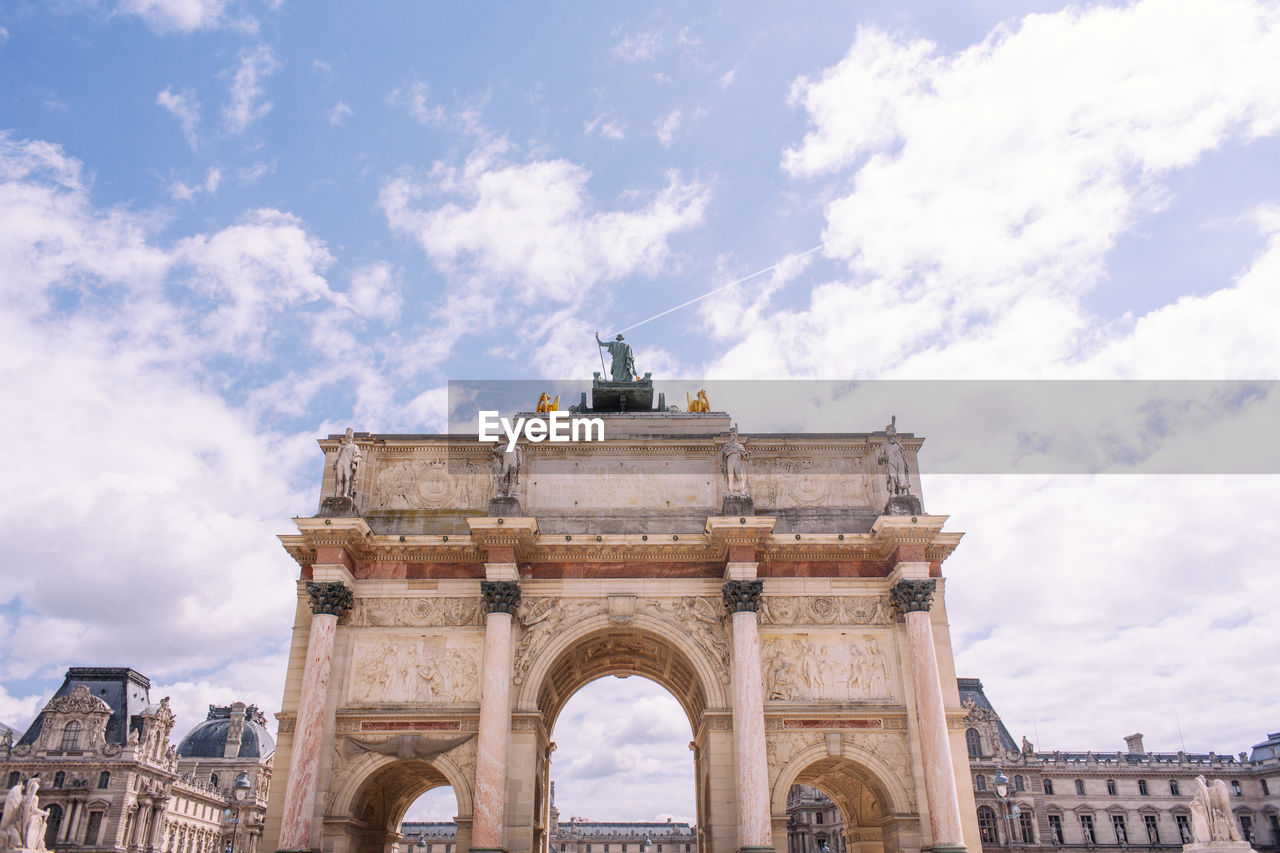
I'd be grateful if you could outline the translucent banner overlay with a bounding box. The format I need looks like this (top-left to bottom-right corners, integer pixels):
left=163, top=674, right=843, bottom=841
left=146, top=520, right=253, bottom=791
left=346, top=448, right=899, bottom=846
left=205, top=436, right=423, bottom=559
left=443, top=379, right=1280, bottom=475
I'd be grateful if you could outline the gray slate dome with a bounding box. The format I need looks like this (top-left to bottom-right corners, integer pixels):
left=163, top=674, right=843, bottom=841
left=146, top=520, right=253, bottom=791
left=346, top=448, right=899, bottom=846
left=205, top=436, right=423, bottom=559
left=177, top=703, right=274, bottom=759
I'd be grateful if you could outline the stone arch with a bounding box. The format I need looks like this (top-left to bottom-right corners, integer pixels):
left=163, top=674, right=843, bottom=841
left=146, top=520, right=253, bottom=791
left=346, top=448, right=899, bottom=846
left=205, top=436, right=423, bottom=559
left=771, top=743, right=916, bottom=853
left=514, top=609, right=731, bottom=720
left=324, top=749, right=474, bottom=853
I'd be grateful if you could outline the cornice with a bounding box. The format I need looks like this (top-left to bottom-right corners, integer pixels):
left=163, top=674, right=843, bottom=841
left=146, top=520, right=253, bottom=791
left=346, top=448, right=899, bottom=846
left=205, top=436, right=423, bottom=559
left=277, top=512, right=963, bottom=568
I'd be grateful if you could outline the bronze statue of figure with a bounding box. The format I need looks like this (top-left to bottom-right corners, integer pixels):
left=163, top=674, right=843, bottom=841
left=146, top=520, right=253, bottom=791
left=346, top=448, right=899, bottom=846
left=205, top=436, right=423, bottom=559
left=596, top=332, right=638, bottom=382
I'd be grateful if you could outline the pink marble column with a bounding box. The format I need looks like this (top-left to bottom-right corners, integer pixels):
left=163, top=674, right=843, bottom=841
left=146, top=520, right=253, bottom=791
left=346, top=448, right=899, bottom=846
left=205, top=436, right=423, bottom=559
left=892, top=579, right=966, bottom=852
left=723, top=579, right=773, bottom=852
left=472, top=580, right=521, bottom=852
left=278, top=581, right=353, bottom=852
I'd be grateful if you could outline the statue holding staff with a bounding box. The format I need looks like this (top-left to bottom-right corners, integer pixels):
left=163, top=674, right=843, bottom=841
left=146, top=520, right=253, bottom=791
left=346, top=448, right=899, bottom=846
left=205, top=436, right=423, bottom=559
left=596, top=332, right=638, bottom=382
left=333, top=427, right=362, bottom=499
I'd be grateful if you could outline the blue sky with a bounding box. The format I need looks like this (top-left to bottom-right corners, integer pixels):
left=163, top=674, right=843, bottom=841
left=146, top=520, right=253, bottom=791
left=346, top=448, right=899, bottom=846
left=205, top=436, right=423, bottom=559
left=3, top=0, right=1280, bottom=826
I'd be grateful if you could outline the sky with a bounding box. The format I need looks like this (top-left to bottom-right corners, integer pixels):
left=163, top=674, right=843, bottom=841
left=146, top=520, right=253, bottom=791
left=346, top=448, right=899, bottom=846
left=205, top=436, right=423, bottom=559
left=3, top=0, right=1280, bottom=827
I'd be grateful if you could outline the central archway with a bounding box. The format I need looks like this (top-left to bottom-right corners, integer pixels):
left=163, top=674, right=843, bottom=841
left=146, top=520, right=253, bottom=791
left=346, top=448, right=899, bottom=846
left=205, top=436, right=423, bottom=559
left=511, top=609, right=735, bottom=853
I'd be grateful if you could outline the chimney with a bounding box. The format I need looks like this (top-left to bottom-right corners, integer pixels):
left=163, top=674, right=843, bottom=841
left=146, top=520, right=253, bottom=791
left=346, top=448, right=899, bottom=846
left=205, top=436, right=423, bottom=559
left=1124, top=733, right=1145, bottom=755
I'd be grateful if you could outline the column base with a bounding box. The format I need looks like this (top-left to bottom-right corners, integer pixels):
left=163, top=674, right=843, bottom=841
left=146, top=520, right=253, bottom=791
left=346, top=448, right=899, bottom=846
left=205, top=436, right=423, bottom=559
left=924, top=845, right=967, bottom=853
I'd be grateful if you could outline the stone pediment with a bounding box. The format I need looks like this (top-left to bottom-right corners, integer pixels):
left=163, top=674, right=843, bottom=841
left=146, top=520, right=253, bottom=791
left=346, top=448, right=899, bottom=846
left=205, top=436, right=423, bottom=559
left=44, top=685, right=112, bottom=716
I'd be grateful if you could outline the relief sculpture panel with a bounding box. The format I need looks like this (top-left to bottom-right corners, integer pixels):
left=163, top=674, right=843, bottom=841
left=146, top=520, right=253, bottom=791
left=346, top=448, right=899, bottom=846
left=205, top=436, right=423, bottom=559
left=759, top=596, right=895, bottom=626
left=749, top=455, right=875, bottom=509
left=346, top=634, right=481, bottom=705
left=349, top=597, right=484, bottom=628
left=761, top=634, right=895, bottom=702
left=367, top=456, right=491, bottom=510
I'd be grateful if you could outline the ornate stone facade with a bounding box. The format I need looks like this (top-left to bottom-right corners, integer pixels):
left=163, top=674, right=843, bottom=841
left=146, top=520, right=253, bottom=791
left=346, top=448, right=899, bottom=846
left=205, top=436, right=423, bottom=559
left=959, top=679, right=1280, bottom=852
left=0, top=669, right=272, bottom=853
left=266, top=412, right=975, bottom=853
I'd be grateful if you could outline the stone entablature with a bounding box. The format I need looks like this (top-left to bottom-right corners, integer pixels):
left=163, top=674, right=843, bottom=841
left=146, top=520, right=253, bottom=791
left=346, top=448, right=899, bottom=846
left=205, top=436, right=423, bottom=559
left=313, top=419, right=924, bottom=519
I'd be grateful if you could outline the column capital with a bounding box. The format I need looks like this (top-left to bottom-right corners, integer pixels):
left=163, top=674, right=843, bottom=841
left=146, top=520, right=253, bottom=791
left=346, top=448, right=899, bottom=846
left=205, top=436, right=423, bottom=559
left=305, top=581, right=353, bottom=619
left=723, top=579, right=763, bottom=613
left=481, top=580, right=521, bottom=614
left=890, top=578, right=936, bottom=614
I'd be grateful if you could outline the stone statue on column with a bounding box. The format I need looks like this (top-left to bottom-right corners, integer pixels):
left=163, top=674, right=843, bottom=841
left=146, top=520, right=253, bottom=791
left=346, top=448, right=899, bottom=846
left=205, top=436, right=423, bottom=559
left=878, top=416, right=923, bottom=516
left=333, top=428, right=362, bottom=500
left=720, top=425, right=754, bottom=516
left=489, top=446, right=523, bottom=516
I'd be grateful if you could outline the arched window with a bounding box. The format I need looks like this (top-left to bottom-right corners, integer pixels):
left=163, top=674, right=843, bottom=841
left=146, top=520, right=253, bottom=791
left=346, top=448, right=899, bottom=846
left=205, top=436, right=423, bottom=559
left=210, top=773, right=219, bottom=788
left=1043, top=778, right=1054, bottom=795
left=1014, top=775, right=1025, bottom=792
left=978, top=806, right=1000, bottom=844
left=1138, top=779, right=1148, bottom=796
left=966, top=728, right=983, bottom=757
left=53, top=771, right=65, bottom=789
left=1106, top=779, right=1117, bottom=796
left=44, top=803, right=63, bottom=848
left=816, top=813, right=824, bottom=825
left=1232, top=780, right=1242, bottom=796
left=1076, top=779, right=1086, bottom=796
left=60, top=720, right=82, bottom=750
left=976, top=775, right=987, bottom=791
left=98, top=771, right=111, bottom=789
left=1171, top=780, right=1181, bottom=797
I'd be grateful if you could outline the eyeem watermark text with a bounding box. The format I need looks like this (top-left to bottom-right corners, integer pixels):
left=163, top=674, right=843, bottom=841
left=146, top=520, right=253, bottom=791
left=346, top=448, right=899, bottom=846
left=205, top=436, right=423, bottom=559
left=478, top=411, right=605, bottom=450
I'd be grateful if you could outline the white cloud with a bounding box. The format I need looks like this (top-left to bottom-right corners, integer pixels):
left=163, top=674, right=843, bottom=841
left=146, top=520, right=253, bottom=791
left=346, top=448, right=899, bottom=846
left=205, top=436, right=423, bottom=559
left=584, top=114, right=625, bottom=140
left=238, top=158, right=275, bottom=185
left=613, top=29, right=663, bottom=62
left=655, top=108, right=681, bottom=147
left=156, top=87, right=201, bottom=149
left=327, top=99, right=352, bottom=126
left=704, top=0, right=1280, bottom=381
left=380, top=140, right=709, bottom=306
left=386, top=78, right=445, bottom=125
left=223, top=45, right=279, bottom=135
left=117, top=0, right=228, bottom=33
left=0, top=26, right=9, bottom=46
left=718, top=67, right=736, bottom=88
left=204, top=166, right=221, bottom=194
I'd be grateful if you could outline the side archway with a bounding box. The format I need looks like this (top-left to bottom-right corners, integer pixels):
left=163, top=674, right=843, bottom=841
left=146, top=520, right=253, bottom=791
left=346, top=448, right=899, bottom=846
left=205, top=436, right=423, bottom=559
left=771, top=742, right=918, bottom=853
left=324, top=748, right=474, bottom=853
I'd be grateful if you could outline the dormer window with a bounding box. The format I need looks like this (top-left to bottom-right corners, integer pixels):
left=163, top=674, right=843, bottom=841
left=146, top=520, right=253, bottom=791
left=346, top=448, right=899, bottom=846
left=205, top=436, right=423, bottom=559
left=60, top=720, right=81, bottom=750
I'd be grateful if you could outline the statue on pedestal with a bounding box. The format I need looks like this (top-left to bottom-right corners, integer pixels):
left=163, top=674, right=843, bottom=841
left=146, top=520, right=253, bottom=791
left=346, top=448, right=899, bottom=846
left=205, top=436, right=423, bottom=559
left=596, top=332, right=638, bottom=382
left=878, top=416, right=923, bottom=516
left=333, top=428, right=362, bottom=499
left=0, top=778, right=51, bottom=852
left=1189, top=776, right=1247, bottom=846
left=491, top=446, right=522, bottom=499
left=720, top=425, right=754, bottom=516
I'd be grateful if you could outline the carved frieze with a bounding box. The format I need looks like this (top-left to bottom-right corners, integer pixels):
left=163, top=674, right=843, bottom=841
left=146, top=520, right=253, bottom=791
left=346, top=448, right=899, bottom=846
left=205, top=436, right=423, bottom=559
left=761, top=635, right=894, bottom=702
left=368, top=457, right=492, bottom=510
left=758, top=596, right=894, bottom=626
left=44, top=685, right=112, bottom=716
left=348, top=597, right=484, bottom=628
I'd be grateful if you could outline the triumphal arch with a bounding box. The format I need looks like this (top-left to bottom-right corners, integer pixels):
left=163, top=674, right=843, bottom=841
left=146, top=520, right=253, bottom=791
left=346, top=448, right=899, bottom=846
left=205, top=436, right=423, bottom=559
left=264, top=379, right=980, bottom=853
